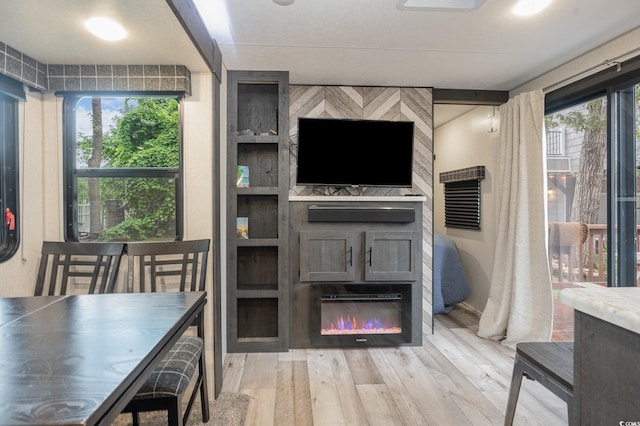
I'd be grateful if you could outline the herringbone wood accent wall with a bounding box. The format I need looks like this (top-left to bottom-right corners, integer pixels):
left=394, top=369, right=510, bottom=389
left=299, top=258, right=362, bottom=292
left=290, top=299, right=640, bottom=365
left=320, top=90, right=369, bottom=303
left=288, top=85, right=434, bottom=331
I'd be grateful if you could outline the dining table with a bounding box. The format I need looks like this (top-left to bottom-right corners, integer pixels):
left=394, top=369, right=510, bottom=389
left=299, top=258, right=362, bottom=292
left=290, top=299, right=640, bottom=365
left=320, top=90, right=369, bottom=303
left=0, top=291, right=207, bottom=425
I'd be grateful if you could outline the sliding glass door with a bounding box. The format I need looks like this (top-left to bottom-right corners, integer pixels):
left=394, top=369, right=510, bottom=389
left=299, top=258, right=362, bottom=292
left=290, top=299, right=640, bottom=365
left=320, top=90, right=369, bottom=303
left=545, top=61, right=640, bottom=341
left=546, top=78, right=639, bottom=292
left=545, top=96, right=609, bottom=287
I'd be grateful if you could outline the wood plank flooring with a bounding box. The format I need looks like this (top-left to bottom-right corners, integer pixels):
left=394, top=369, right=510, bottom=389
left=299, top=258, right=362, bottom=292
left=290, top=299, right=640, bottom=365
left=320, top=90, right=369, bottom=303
left=551, top=280, right=609, bottom=342
left=552, top=281, right=577, bottom=342
left=222, top=309, right=568, bottom=425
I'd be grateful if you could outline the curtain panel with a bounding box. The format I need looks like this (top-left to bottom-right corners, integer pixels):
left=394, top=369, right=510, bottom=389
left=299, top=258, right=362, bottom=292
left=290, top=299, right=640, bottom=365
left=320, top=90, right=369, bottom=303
left=478, top=89, right=553, bottom=346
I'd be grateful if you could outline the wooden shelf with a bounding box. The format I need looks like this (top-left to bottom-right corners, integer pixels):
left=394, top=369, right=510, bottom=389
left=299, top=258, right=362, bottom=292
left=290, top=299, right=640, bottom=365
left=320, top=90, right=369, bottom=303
left=227, top=70, right=289, bottom=353
left=235, top=187, right=279, bottom=196
left=235, top=238, right=279, bottom=247
left=237, top=288, right=280, bottom=298
left=235, top=135, right=280, bottom=144
left=237, top=337, right=280, bottom=343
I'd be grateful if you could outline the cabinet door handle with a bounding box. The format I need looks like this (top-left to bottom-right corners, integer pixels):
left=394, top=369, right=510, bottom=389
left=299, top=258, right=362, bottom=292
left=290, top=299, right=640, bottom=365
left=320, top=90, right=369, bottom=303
left=367, top=247, right=372, bottom=266
left=347, top=247, right=353, bottom=267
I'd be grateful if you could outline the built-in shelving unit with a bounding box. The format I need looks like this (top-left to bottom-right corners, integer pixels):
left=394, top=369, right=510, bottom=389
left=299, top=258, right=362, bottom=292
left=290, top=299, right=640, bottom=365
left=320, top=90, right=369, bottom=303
left=226, top=70, right=289, bottom=352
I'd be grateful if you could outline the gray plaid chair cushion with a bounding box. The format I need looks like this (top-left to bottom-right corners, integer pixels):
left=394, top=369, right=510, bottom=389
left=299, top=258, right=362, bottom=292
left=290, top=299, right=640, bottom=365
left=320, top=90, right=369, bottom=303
left=134, top=335, right=203, bottom=399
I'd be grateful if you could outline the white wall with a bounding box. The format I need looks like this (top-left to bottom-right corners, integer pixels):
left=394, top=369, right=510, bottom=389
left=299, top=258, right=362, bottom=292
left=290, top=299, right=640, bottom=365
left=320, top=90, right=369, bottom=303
left=434, top=106, right=500, bottom=313
left=182, top=72, right=215, bottom=393
left=183, top=73, right=214, bottom=242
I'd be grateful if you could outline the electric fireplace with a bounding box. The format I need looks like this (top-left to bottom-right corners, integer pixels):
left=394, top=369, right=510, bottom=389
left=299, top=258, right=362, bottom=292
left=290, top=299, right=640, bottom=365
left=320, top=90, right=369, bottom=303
left=310, top=283, right=412, bottom=347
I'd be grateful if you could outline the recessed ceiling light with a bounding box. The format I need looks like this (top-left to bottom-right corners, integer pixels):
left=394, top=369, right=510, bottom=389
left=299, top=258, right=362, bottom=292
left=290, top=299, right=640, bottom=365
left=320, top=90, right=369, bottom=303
left=84, top=17, right=127, bottom=41
left=512, top=0, right=552, bottom=16
left=273, top=0, right=295, bottom=5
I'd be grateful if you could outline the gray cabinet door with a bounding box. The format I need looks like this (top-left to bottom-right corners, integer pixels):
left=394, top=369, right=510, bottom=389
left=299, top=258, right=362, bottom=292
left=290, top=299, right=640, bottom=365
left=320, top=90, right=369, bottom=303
left=364, top=231, right=418, bottom=281
left=300, top=231, right=356, bottom=282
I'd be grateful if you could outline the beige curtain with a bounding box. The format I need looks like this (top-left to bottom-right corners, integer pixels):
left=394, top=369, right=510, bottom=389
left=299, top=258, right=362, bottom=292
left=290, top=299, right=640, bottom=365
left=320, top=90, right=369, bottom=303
left=478, top=89, right=553, bottom=346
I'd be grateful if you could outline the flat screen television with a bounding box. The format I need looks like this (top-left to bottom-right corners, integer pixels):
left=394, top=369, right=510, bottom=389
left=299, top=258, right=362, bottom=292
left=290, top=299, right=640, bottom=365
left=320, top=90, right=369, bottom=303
left=296, top=117, right=414, bottom=187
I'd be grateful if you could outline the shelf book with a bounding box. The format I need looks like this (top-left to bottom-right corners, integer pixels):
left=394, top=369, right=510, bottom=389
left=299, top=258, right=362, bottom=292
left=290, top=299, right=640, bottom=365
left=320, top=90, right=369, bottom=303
left=237, top=217, right=249, bottom=239
left=236, top=165, right=250, bottom=188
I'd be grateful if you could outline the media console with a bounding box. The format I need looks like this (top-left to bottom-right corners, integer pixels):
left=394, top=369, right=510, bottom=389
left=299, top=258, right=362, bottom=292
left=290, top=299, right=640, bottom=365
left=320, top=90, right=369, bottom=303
left=289, top=197, right=424, bottom=348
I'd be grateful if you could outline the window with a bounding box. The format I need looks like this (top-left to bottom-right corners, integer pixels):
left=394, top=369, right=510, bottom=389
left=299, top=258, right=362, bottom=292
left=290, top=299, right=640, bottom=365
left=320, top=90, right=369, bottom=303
left=443, top=180, right=481, bottom=230
left=439, top=165, right=486, bottom=230
left=63, top=95, right=183, bottom=242
left=0, top=82, right=20, bottom=263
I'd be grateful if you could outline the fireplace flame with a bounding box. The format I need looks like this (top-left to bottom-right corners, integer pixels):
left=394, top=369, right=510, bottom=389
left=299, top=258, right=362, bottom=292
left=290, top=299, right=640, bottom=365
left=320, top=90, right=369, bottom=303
left=322, top=314, right=401, bottom=335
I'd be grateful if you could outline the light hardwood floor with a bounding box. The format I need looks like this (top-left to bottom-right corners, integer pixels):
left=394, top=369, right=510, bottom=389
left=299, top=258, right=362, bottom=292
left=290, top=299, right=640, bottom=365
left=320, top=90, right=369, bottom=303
left=221, top=309, right=568, bottom=425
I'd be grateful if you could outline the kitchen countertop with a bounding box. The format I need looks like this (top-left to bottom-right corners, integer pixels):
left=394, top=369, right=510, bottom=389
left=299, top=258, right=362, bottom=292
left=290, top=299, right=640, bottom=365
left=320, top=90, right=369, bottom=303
left=559, top=286, right=640, bottom=335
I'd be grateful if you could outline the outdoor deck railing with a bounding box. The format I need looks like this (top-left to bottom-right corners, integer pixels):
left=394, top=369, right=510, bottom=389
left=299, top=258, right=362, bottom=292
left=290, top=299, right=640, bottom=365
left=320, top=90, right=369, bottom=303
left=549, top=223, right=640, bottom=285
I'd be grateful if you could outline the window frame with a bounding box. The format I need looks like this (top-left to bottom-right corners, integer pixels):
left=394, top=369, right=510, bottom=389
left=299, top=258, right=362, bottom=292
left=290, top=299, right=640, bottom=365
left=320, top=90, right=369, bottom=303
left=62, top=92, right=184, bottom=242
left=0, top=76, right=21, bottom=263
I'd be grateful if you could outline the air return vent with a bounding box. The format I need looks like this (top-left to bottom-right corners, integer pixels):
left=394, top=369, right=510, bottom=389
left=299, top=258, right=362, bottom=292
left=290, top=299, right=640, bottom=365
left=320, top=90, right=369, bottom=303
left=397, top=0, right=487, bottom=12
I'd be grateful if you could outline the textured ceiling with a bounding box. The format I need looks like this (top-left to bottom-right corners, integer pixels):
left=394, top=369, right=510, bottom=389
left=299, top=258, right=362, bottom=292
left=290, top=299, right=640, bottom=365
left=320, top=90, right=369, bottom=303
left=198, top=0, right=640, bottom=89
left=2, top=1, right=639, bottom=125
left=2, top=0, right=640, bottom=90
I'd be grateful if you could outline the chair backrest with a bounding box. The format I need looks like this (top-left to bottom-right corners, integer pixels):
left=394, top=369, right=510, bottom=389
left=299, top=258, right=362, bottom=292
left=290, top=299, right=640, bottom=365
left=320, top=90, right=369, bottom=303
left=549, top=222, right=587, bottom=248
left=125, top=239, right=210, bottom=293
left=34, top=241, right=126, bottom=296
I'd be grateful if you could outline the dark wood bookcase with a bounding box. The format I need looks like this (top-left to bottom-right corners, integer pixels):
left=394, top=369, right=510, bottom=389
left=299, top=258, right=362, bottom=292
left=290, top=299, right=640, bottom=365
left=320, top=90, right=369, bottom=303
left=226, top=70, right=289, bottom=352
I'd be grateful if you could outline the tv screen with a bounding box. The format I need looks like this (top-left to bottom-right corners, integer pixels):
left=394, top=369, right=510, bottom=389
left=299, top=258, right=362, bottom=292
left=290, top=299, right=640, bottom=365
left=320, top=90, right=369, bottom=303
left=296, top=117, right=414, bottom=187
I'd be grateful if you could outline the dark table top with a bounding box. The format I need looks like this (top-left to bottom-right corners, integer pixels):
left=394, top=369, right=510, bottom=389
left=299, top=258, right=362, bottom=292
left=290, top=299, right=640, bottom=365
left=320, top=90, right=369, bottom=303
left=0, top=295, right=62, bottom=327
left=0, top=292, right=206, bottom=425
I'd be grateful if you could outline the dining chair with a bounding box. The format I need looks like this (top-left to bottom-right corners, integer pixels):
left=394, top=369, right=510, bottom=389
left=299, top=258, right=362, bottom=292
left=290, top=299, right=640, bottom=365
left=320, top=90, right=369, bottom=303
left=34, top=241, right=126, bottom=296
left=504, top=341, right=574, bottom=425
left=548, top=222, right=587, bottom=283
left=121, top=239, right=211, bottom=426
